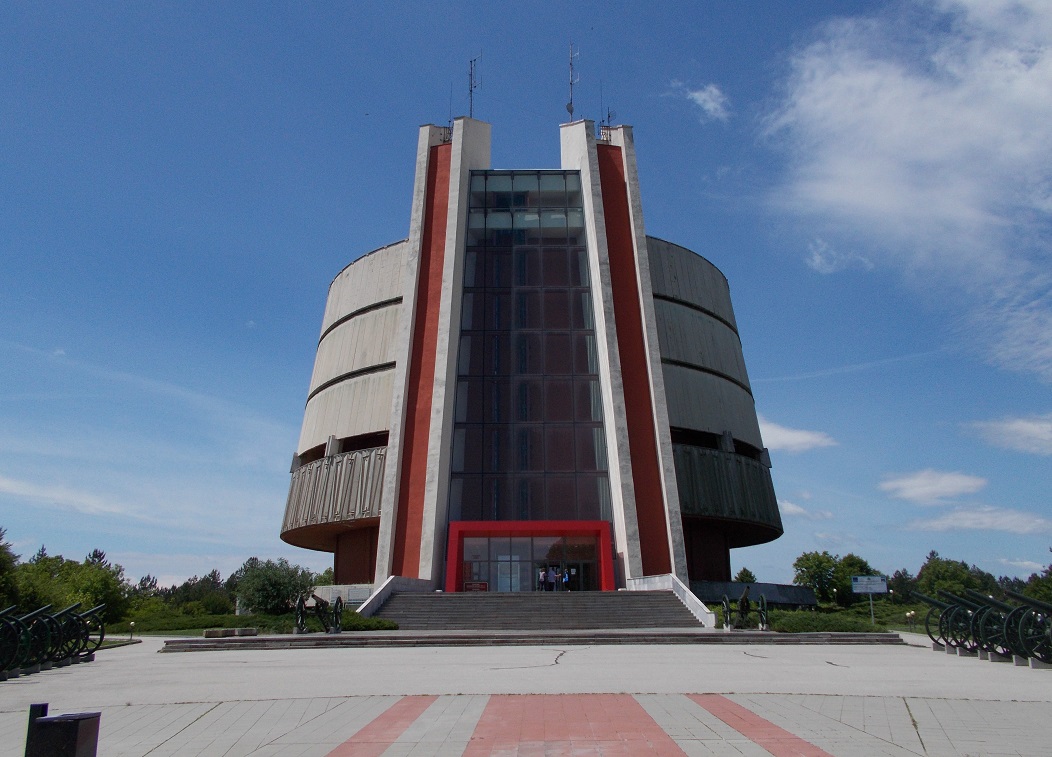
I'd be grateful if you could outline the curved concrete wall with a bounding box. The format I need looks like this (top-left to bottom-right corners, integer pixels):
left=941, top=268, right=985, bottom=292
left=296, top=242, right=407, bottom=455
left=646, top=236, right=781, bottom=555
left=646, top=237, right=762, bottom=449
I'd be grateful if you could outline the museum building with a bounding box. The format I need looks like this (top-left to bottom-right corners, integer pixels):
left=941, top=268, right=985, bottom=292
left=280, top=117, right=782, bottom=593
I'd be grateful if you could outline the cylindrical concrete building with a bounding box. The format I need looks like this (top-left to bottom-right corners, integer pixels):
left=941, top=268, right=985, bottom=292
left=281, top=119, right=781, bottom=593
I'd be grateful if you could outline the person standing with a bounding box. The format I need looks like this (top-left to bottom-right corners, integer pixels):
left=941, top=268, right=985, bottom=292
left=539, top=568, right=546, bottom=592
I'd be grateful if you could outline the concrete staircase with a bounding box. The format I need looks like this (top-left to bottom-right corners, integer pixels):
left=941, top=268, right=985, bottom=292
left=372, top=590, right=702, bottom=631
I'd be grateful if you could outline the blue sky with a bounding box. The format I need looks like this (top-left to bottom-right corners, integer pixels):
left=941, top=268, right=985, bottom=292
left=2, top=1, right=1049, bottom=587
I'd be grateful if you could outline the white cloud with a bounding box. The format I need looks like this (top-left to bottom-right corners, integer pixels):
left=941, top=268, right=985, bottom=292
left=972, top=412, right=1052, bottom=455
left=0, top=474, right=139, bottom=518
left=779, top=500, right=834, bottom=520
left=758, top=416, right=837, bottom=452
left=768, top=1, right=1052, bottom=380
left=909, top=505, right=1052, bottom=535
left=806, top=238, right=873, bottom=274
left=880, top=468, right=987, bottom=504
left=999, top=557, right=1045, bottom=573
left=672, top=81, right=730, bottom=123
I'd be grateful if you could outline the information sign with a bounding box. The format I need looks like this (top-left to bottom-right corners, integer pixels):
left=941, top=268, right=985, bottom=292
left=851, top=575, right=888, bottom=594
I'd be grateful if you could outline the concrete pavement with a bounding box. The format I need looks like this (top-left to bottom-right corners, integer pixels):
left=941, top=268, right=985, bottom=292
left=2, top=633, right=1050, bottom=755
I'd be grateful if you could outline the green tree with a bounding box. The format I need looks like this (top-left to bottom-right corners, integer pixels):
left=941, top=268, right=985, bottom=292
left=734, top=567, right=757, bottom=584
left=915, top=550, right=998, bottom=599
left=14, top=546, right=130, bottom=622
left=1023, top=552, right=1052, bottom=604
left=888, top=568, right=917, bottom=602
left=232, top=557, right=316, bottom=615
left=792, top=551, right=838, bottom=602
left=832, top=553, right=877, bottom=606
left=0, top=528, right=19, bottom=607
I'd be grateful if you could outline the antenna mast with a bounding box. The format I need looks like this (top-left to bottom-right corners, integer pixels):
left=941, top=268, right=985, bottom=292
left=469, top=54, right=481, bottom=119
left=566, top=41, right=579, bottom=120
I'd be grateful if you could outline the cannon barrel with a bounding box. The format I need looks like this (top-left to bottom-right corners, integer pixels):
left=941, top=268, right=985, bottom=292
left=17, top=605, right=53, bottom=622
left=912, top=592, right=949, bottom=609
left=53, top=603, right=82, bottom=618
left=938, top=590, right=982, bottom=609
left=1005, top=589, right=1052, bottom=614
left=964, top=589, right=1015, bottom=612
left=1, top=605, right=18, bottom=616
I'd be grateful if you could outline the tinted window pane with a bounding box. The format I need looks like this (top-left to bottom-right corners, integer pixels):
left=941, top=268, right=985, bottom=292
left=543, top=290, right=570, bottom=329
left=545, top=426, right=575, bottom=471
left=544, top=333, right=572, bottom=375
left=545, top=379, right=574, bottom=422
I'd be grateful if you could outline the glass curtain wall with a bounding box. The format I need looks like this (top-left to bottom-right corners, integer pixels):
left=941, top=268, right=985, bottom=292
left=448, top=171, right=612, bottom=526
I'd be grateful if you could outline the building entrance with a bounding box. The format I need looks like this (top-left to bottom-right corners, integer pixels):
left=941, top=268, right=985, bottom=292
left=445, top=521, right=615, bottom=592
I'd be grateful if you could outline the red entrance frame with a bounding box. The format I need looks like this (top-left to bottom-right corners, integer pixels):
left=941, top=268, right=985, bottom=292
left=445, top=520, right=616, bottom=592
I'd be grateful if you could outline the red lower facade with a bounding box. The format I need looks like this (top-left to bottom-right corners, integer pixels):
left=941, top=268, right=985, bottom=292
left=444, top=521, right=616, bottom=592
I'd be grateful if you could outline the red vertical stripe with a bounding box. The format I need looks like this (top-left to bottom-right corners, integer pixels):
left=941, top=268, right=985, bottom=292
left=464, top=694, right=686, bottom=755
left=597, top=143, right=672, bottom=576
left=326, top=695, right=438, bottom=757
left=393, top=142, right=451, bottom=577
left=689, top=694, right=835, bottom=757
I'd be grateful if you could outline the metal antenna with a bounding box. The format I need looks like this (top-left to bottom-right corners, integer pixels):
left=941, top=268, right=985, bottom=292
left=469, top=54, right=481, bottom=119
left=566, top=41, right=579, bottom=120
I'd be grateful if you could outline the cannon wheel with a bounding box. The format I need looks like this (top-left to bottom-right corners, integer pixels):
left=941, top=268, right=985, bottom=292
left=81, top=612, right=105, bottom=656
left=977, top=609, right=1011, bottom=657
left=295, top=595, right=307, bottom=633
left=0, top=616, right=19, bottom=671
left=947, top=607, right=977, bottom=651
left=1018, top=609, right=1052, bottom=664
left=1003, top=606, right=1029, bottom=657
left=332, top=597, right=343, bottom=634
left=924, top=606, right=944, bottom=645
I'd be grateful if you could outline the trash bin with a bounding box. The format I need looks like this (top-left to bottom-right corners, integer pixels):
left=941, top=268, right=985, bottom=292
left=25, top=703, right=101, bottom=757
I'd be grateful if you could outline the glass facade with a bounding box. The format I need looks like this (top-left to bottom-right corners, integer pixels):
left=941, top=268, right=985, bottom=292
left=460, top=534, right=600, bottom=592
left=448, top=170, right=612, bottom=524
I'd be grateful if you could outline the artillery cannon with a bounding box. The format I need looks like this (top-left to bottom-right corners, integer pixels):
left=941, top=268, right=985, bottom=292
left=1, top=603, right=105, bottom=679
left=962, top=590, right=1020, bottom=658
left=937, top=590, right=983, bottom=652
left=1005, top=589, right=1052, bottom=664
left=294, top=593, right=344, bottom=634
left=720, top=589, right=767, bottom=630
left=912, top=592, right=951, bottom=646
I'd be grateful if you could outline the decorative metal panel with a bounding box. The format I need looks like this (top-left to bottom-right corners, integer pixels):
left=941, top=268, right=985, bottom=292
left=282, top=446, right=386, bottom=532
left=672, top=444, right=781, bottom=531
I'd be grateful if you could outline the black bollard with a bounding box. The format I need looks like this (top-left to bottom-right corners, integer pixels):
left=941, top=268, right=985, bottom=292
left=25, top=702, right=101, bottom=757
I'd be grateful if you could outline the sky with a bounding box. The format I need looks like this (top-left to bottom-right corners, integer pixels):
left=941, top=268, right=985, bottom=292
left=1, top=1, right=1049, bottom=588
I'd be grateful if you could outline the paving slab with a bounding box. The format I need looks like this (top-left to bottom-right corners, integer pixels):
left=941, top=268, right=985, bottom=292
left=2, top=634, right=1051, bottom=755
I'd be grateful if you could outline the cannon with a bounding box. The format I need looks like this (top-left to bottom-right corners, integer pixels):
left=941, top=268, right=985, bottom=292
left=963, top=590, right=1021, bottom=658
left=912, top=592, right=951, bottom=646
left=720, top=589, right=766, bottom=630
left=1005, top=589, right=1052, bottom=665
left=937, top=590, right=982, bottom=652
left=1, top=603, right=105, bottom=678
left=294, top=594, right=344, bottom=634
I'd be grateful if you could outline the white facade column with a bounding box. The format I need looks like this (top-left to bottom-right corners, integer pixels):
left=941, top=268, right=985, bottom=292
left=560, top=120, right=644, bottom=584
left=374, top=124, right=450, bottom=584
left=604, top=126, right=689, bottom=581
left=418, top=117, right=491, bottom=584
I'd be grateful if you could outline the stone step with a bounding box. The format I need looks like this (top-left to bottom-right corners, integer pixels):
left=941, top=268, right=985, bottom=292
left=161, top=629, right=906, bottom=653
left=373, top=590, right=705, bottom=631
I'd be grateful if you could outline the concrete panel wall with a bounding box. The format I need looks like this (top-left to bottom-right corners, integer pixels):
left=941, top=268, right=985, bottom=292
left=662, top=363, right=763, bottom=449
left=652, top=299, right=750, bottom=389
left=647, top=237, right=737, bottom=330
left=307, top=307, right=401, bottom=392
left=321, top=241, right=407, bottom=336
left=297, top=371, right=395, bottom=454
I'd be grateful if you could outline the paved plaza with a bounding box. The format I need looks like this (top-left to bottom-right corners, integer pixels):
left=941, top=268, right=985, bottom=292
left=2, top=633, right=1050, bottom=756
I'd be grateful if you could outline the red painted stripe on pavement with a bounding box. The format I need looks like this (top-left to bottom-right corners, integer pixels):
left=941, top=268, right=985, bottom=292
left=688, top=694, right=834, bottom=757
left=326, top=695, right=438, bottom=757
left=463, top=693, right=686, bottom=755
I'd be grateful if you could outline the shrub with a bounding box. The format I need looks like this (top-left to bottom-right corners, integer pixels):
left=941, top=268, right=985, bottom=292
left=769, top=610, right=886, bottom=633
